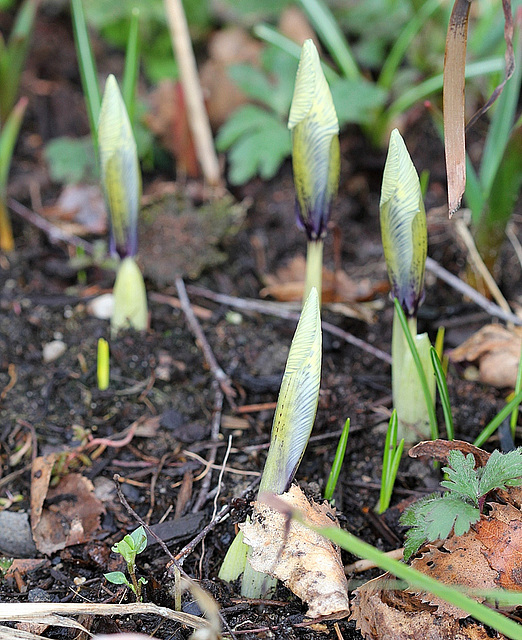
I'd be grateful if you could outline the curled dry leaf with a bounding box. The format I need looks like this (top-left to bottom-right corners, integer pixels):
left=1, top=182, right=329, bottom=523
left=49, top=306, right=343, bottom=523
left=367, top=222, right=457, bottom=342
left=241, top=485, right=350, bottom=620
left=449, top=324, right=522, bottom=388
left=352, top=574, right=503, bottom=640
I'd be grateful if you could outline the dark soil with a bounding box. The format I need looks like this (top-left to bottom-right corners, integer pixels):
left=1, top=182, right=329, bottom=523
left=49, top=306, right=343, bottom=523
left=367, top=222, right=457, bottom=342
left=0, top=5, right=521, bottom=640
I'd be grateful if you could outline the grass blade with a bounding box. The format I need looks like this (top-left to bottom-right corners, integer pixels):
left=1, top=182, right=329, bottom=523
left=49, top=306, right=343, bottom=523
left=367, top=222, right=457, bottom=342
left=122, top=7, right=140, bottom=124
left=324, top=418, right=350, bottom=501
left=474, top=388, right=522, bottom=447
left=298, top=0, right=360, bottom=80
left=510, top=342, right=522, bottom=440
left=71, top=0, right=101, bottom=146
left=430, top=346, right=454, bottom=440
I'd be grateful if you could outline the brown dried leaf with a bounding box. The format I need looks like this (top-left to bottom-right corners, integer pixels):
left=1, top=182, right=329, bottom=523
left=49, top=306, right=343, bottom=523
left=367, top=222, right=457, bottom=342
left=443, top=0, right=471, bottom=216
left=241, top=485, right=350, bottom=620
left=449, top=324, right=522, bottom=388
left=351, top=574, right=499, bottom=640
left=408, top=439, right=490, bottom=467
left=32, top=473, right=105, bottom=555
left=475, top=508, right=522, bottom=591
left=409, top=533, right=497, bottom=617
left=41, top=184, right=107, bottom=236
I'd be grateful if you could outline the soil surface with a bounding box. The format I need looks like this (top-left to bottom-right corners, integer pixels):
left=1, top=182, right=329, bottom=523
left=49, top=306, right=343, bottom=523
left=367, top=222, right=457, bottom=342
left=1, top=5, right=521, bottom=640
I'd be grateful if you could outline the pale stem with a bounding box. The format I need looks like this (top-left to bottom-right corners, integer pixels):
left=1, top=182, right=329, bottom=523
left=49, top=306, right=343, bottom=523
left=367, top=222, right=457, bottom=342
left=304, top=239, right=323, bottom=305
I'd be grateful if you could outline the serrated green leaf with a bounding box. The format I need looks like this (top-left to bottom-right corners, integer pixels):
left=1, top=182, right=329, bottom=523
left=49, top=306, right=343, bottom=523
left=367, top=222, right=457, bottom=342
left=401, top=493, right=480, bottom=560
left=104, top=571, right=130, bottom=585
left=440, top=450, right=480, bottom=504
left=228, top=64, right=277, bottom=109
left=225, top=119, right=291, bottom=186
left=478, top=448, right=522, bottom=497
left=259, top=288, right=322, bottom=494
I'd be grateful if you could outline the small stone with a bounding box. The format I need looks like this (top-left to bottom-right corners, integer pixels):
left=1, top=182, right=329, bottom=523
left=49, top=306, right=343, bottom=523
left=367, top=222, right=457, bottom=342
left=42, top=340, right=67, bottom=363
left=87, top=293, right=114, bottom=319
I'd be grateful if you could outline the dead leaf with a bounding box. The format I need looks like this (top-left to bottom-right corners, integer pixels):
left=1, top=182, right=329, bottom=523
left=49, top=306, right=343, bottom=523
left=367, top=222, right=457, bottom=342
left=449, top=324, right=522, bottom=388
left=475, top=508, right=522, bottom=591
left=408, top=439, right=490, bottom=467
left=41, top=184, right=107, bottom=236
left=279, top=6, right=319, bottom=48
left=410, top=533, right=497, bottom=617
left=351, top=574, right=504, bottom=640
left=241, top=485, right=350, bottom=620
left=31, top=473, right=105, bottom=555
left=443, top=0, right=471, bottom=216
left=260, top=254, right=383, bottom=322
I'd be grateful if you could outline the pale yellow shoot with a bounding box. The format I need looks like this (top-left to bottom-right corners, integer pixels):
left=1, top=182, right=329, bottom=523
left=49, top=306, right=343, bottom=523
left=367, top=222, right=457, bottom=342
left=111, top=257, right=148, bottom=337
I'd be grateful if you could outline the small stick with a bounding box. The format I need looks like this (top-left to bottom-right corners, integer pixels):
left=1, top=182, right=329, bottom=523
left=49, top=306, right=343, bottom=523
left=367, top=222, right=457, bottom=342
left=174, top=475, right=261, bottom=564
left=426, top=255, right=522, bottom=326
left=454, top=218, right=513, bottom=322
left=186, top=285, right=393, bottom=364
left=345, top=548, right=404, bottom=573
left=8, top=198, right=96, bottom=254
left=163, top=0, right=221, bottom=187
left=192, top=383, right=224, bottom=513
left=176, top=277, right=237, bottom=404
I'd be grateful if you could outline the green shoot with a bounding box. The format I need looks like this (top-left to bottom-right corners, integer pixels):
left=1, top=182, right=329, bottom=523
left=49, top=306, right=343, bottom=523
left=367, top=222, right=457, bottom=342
left=376, top=410, right=404, bottom=514
left=288, top=39, right=340, bottom=304
left=122, top=8, right=140, bottom=124
left=105, top=525, right=148, bottom=601
left=510, top=343, right=522, bottom=440
left=324, top=418, right=350, bottom=502
left=473, top=388, right=522, bottom=447
left=401, top=448, right=522, bottom=561
left=97, top=338, right=109, bottom=391
left=430, top=346, right=454, bottom=440
left=393, top=299, right=438, bottom=442
left=219, top=288, right=322, bottom=598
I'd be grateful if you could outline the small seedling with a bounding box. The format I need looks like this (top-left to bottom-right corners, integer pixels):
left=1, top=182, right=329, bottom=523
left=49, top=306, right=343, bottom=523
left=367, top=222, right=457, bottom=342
left=376, top=410, right=404, bottom=514
left=401, top=448, right=522, bottom=560
left=105, top=525, right=148, bottom=601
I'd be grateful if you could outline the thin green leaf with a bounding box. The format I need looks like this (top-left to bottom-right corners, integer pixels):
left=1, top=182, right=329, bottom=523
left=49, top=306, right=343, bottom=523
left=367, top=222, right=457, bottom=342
left=71, top=0, right=101, bottom=146
left=474, top=388, right=522, bottom=447
left=324, top=418, right=350, bottom=501
left=430, top=347, right=454, bottom=440
left=259, top=288, right=322, bottom=495
left=122, top=7, right=140, bottom=124
left=464, top=154, right=485, bottom=223
left=0, top=0, right=37, bottom=122
left=298, top=0, right=360, bottom=80
left=479, top=16, right=522, bottom=196
left=511, top=342, right=522, bottom=439
left=0, top=96, right=27, bottom=194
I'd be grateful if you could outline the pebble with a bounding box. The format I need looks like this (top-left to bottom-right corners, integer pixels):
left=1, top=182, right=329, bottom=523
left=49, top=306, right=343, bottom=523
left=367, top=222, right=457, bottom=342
left=87, top=293, right=114, bottom=319
left=42, top=340, right=67, bottom=363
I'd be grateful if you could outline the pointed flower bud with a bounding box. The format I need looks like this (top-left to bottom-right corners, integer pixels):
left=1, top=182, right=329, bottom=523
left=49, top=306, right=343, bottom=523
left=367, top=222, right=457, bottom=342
left=289, top=40, right=340, bottom=240
left=380, top=129, right=427, bottom=317
left=98, top=74, right=141, bottom=258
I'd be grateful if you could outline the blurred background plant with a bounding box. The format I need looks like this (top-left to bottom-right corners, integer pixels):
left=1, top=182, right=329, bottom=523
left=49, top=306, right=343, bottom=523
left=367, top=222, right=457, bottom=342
left=0, top=0, right=38, bottom=251
left=217, top=0, right=515, bottom=185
